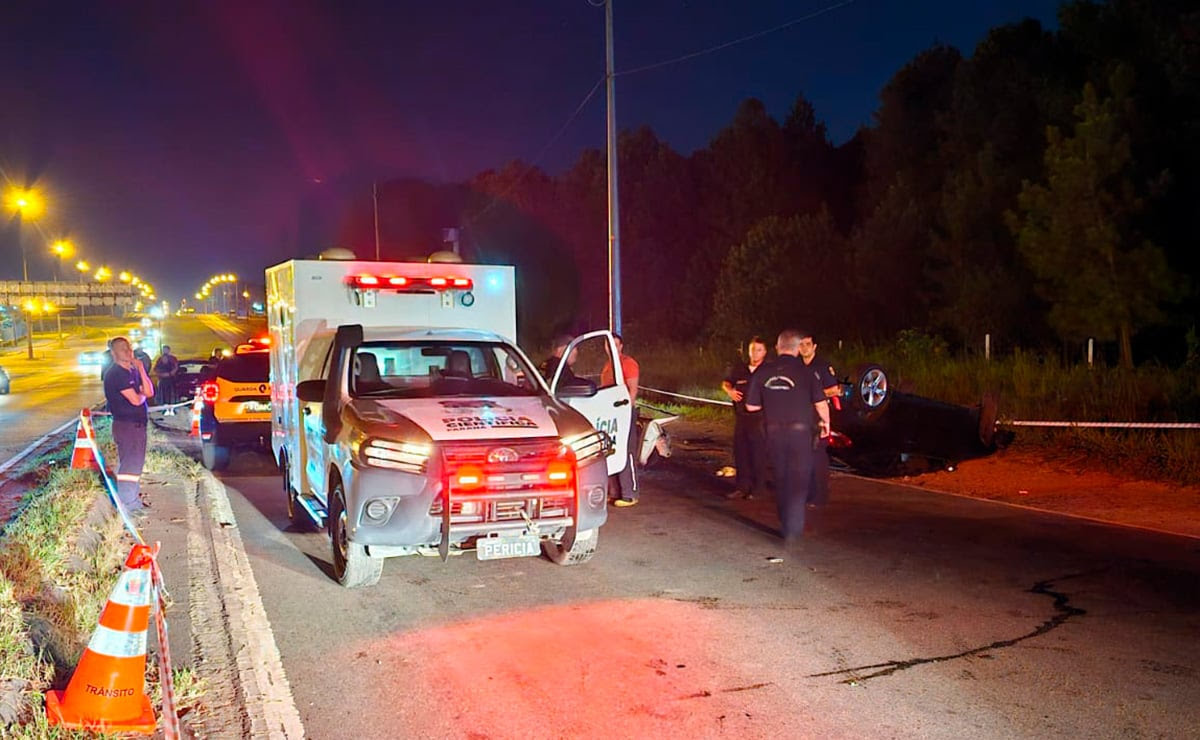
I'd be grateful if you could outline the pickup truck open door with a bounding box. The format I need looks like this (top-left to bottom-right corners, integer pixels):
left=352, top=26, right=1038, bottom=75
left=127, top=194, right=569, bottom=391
left=550, top=330, right=630, bottom=477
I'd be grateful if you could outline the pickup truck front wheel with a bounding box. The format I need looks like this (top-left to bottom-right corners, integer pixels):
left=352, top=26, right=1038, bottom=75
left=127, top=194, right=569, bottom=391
left=542, top=527, right=598, bottom=566
left=330, top=481, right=383, bottom=588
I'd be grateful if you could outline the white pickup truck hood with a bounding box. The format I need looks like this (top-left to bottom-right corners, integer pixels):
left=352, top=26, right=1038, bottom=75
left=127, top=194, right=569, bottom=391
left=370, top=397, right=558, bottom=441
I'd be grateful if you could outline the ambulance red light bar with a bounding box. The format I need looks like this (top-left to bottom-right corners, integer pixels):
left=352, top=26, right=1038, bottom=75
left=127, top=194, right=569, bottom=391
left=348, top=275, right=472, bottom=290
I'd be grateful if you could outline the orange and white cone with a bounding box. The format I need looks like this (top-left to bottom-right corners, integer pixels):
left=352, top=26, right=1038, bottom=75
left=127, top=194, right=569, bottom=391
left=188, top=396, right=201, bottom=437
left=45, top=544, right=157, bottom=733
left=70, top=410, right=100, bottom=471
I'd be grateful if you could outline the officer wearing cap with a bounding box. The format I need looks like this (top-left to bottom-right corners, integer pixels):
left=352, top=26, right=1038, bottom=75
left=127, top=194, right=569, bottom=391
left=744, top=329, right=831, bottom=544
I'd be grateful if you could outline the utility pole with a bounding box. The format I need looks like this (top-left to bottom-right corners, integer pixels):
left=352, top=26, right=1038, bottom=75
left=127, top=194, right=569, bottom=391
left=605, top=0, right=622, bottom=335
left=373, top=181, right=381, bottom=261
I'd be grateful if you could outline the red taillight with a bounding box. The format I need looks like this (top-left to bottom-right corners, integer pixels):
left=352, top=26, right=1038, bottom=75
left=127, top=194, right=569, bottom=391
left=387, top=276, right=408, bottom=287
left=429, top=277, right=448, bottom=287
left=201, top=381, right=219, bottom=404
left=355, top=275, right=380, bottom=287
left=827, top=430, right=851, bottom=449
left=451, top=277, right=472, bottom=288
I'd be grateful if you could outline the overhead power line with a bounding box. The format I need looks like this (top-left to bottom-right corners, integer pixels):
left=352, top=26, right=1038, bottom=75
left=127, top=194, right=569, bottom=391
left=616, top=0, right=857, bottom=77
left=464, top=75, right=605, bottom=226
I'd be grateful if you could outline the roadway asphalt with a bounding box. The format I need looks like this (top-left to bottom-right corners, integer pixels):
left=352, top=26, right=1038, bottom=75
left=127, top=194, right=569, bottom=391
left=186, top=440, right=1200, bottom=739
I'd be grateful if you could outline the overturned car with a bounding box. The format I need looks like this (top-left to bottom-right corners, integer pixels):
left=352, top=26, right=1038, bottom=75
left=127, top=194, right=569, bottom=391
left=828, top=364, right=1012, bottom=476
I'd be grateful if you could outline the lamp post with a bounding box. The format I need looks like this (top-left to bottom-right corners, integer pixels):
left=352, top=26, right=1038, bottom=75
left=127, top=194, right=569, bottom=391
left=76, top=260, right=90, bottom=326
left=94, top=266, right=113, bottom=316
left=51, top=240, right=74, bottom=339
left=4, top=187, right=45, bottom=282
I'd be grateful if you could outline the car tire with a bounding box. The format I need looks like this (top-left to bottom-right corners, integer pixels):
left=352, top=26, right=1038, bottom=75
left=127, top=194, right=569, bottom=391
left=852, top=364, right=891, bottom=421
left=542, top=526, right=598, bottom=566
left=330, top=480, right=383, bottom=588
left=201, top=439, right=231, bottom=471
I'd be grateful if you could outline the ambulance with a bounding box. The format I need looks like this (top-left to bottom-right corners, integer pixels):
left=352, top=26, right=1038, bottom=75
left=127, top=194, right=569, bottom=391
left=266, top=258, right=632, bottom=587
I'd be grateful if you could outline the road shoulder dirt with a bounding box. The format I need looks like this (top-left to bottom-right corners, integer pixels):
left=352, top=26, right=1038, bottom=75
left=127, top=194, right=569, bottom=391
left=668, top=418, right=1200, bottom=539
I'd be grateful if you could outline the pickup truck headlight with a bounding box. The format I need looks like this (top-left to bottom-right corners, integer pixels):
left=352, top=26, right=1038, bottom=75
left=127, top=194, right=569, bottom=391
left=562, top=429, right=613, bottom=464
left=354, top=438, right=431, bottom=473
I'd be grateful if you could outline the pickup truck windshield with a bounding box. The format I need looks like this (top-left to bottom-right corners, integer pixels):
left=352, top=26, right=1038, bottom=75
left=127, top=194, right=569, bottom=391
left=350, top=340, right=542, bottom=398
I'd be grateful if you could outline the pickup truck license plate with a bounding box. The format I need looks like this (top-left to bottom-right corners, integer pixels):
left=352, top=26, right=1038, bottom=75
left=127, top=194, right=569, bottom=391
left=476, top=534, right=540, bottom=561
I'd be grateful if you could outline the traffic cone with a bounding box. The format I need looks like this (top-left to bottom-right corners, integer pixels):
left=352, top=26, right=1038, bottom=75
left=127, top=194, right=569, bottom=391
left=188, top=396, right=201, bottom=437
left=70, top=410, right=100, bottom=471
left=45, top=544, right=157, bottom=733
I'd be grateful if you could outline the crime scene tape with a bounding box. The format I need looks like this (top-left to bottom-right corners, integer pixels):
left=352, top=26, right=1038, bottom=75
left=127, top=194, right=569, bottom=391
left=1006, top=420, right=1200, bottom=429
left=91, top=399, right=194, bottom=417
left=641, top=387, right=733, bottom=407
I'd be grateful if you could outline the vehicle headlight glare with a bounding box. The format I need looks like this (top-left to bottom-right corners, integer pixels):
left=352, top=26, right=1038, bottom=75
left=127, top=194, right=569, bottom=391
left=562, top=430, right=611, bottom=463
left=360, top=438, right=431, bottom=473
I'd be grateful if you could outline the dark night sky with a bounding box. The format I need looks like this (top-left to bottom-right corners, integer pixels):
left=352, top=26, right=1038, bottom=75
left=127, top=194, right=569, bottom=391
left=1, top=0, right=1061, bottom=302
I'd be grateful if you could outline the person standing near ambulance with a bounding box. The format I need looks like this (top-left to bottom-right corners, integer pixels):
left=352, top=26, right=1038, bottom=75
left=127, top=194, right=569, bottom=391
left=601, top=334, right=640, bottom=507
left=745, top=329, right=830, bottom=544
left=797, top=332, right=840, bottom=507
left=103, top=336, right=154, bottom=514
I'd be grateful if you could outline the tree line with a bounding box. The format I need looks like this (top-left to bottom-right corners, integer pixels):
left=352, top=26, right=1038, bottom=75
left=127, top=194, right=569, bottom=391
left=339, top=1, right=1197, bottom=367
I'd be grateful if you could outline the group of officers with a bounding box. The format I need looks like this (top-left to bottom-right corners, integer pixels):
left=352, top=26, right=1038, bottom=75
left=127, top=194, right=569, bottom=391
left=722, top=330, right=838, bottom=545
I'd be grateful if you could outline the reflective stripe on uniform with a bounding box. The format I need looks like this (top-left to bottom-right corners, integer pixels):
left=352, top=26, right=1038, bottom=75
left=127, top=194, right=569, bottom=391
left=108, top=569, right=150, bottom=607
left=116, top=473, right=141, bottom=482
left=87, top=624, right=148, bottom=658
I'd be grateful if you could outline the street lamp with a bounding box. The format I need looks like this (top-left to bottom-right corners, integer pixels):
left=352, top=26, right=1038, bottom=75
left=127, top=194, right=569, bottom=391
left=75, top=260, right=90, bottom=326
left=4, top=187, right=46, bottom=282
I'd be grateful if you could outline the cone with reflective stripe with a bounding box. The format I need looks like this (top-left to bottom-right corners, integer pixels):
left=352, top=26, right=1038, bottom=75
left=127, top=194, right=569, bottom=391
left=189, top=396, right=201, bottom=437
left=70, top=409, right=100, bottom=471
left=46, top=544, right=157, bottom=732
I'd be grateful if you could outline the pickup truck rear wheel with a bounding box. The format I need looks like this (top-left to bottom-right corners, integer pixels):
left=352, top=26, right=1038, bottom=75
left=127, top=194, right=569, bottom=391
left=201, top=439, right=231, bottom=471
left=542, top=527, right=598, bottom=566
left=330, top=481, right=382, bottom=587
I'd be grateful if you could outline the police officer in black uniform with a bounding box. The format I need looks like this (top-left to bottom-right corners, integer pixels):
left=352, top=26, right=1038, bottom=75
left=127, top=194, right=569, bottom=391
left=721, top=336, right=769, bottom=499
left=797, top=331, right=840, bottom=507
left=745, top=329, right=831, bottom=544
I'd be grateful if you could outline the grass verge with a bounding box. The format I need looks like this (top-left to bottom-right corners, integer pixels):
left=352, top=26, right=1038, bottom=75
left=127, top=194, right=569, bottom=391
left=0, top=422, right=206, bottom=734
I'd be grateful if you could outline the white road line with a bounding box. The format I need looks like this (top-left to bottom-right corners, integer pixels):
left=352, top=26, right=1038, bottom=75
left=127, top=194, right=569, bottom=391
left=193, top=474, right=306, bottom=738
left=0, top=416, right=80, bottom=476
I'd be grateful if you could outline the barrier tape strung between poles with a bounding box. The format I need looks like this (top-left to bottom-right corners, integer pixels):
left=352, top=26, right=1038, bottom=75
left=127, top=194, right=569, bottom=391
left=643, top=386, right=1200, bottom=430
left=1006, top=420, right=1200, bottom=429
left=641, top=386, right=733, bottom=407
left=78, top=409, right=181, bottom=737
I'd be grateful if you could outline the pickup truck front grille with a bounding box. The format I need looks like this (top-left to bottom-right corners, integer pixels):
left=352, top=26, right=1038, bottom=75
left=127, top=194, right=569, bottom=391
left=430, top=439, right=575, bottom=525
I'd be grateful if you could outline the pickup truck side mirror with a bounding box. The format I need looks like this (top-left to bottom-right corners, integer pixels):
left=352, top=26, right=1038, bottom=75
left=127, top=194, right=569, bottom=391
left=297, top=379, right=326, bottom=403
left=555, top=379, right=598, bottom=399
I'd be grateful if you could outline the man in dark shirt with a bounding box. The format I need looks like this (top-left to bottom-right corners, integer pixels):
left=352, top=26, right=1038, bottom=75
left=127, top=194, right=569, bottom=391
left=103, top=336, right=155, bottom=514
left=721, top=336, right=768, bottom=499
left=797, top=332, right=840, bottom=507
left=539, top=334, right=583, bottom=386
left=153, top=345, right=180, bottom=409
left=745, top=329, right=831, bottom=544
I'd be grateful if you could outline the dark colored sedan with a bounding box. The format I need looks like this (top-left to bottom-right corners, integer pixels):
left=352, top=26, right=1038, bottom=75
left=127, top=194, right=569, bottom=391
left=174, top=359, right=216, bottom=401
left=828, top=364, right=1012, bottom=476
